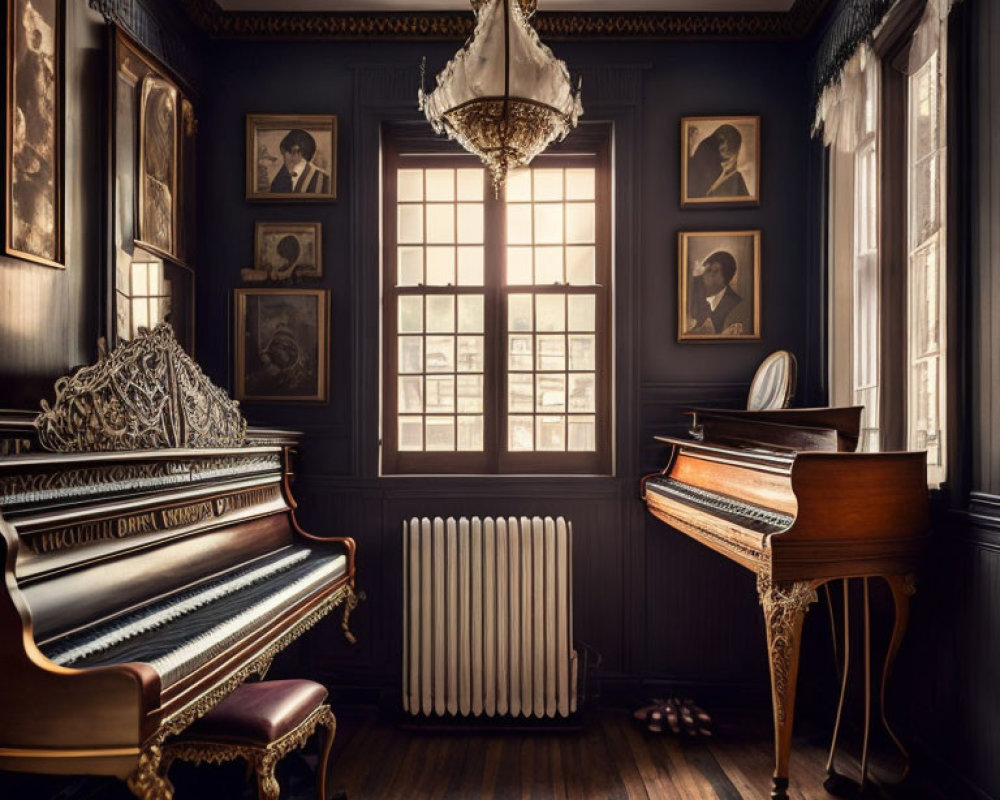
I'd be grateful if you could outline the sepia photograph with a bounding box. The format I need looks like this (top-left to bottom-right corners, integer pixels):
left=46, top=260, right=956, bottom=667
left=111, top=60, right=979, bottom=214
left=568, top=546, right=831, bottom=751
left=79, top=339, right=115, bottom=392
left=235, top=288, right=329, bottom=402
left=245, top=221, right=322, bottom=282
left=681, top=115, right=760, bottom=206
left=6, top=0, right=62, bottom=268
left=678, top=230, right=760, bottom=341
left=246, top=114, right=337, bottom=201
left=138, top=75, right=178, bottom=257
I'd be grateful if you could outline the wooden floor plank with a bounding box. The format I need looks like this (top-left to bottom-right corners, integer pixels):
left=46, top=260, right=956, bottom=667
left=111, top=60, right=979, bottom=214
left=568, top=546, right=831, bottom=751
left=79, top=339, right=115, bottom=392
left=615, top=712, right=685, bottom=800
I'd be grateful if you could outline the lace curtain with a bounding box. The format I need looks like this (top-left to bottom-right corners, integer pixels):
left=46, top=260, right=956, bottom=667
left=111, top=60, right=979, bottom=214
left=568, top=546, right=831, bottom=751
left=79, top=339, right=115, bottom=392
left=812, top=0, right=959, bottom=151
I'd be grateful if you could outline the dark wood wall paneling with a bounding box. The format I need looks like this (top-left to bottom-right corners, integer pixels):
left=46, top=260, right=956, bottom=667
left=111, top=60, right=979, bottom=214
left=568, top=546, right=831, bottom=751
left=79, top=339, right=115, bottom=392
left=0, top=2, right=106, bottom=409
left=194, top=35, right=819, bottom=701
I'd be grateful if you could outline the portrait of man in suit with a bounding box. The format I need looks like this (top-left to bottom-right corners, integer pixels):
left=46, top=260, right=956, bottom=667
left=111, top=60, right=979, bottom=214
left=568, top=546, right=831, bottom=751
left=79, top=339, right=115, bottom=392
left=247, top=115, right=337, bottom=200
left=679, top=230, right=760, bottom=341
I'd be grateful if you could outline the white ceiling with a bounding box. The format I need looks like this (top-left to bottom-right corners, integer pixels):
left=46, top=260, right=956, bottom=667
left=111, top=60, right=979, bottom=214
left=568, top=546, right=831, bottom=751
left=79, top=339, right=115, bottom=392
left=216, top=1, right=797, bottom=12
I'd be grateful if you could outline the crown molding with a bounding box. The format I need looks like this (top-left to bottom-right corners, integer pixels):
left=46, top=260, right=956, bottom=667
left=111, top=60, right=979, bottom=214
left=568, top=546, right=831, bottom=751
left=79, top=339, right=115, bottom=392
left=179, top=0, right=830, bottom=40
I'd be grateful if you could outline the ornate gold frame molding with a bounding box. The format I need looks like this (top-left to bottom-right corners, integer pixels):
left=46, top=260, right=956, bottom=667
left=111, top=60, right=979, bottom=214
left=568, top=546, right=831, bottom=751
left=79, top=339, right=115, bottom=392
left=179, top=0, right=831, bottom=41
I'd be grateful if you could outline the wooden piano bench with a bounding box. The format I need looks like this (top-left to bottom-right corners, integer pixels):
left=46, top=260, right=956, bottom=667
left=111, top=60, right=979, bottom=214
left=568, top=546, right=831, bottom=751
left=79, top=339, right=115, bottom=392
left=161, top=679, right=336, bottom=800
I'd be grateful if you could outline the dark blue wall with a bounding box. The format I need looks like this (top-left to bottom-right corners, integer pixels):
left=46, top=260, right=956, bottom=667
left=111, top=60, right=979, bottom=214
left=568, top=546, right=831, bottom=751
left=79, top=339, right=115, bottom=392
left=195, top=35, right=820, bottom=697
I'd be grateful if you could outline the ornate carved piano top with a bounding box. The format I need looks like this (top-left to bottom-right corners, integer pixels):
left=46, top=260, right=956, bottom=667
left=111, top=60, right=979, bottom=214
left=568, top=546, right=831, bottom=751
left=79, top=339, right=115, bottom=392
left=0, top=327, right=357, bottom=797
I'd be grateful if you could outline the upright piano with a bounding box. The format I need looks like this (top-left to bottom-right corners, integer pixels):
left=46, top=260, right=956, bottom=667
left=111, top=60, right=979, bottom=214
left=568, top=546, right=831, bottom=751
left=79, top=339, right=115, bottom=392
left=0, top=326, right=358, bottom=800
left=641, top=406, right=928, bottom=800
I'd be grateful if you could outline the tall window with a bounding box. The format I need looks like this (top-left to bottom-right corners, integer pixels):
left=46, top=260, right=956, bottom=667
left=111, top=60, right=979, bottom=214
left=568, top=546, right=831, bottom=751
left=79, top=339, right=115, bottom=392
left=827, top=0, right=950, bottom=487
left=381, top=128, right=612, bottom=475
left=906, top=45, right=947, bottom=485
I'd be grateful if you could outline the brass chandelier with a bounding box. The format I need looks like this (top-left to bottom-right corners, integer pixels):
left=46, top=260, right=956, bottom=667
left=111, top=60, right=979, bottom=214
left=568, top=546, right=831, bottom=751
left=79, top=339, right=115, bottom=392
left=419, top=0, right=583, bottom=191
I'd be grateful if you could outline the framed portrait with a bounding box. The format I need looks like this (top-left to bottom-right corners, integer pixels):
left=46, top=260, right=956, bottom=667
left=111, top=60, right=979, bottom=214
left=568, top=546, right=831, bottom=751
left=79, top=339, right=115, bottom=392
left=235, top=288, right=330, bottom=403
left=246, top=221, right=322, bottom=282
left=246, top=114, right=337, bottom=201
left=6, top=0, right=63, bottom=268
left=678, top=230, right=761, bottom=342
left=681, top=116, right=760, bottom=207
left=138, top=75, right=178, bottom=258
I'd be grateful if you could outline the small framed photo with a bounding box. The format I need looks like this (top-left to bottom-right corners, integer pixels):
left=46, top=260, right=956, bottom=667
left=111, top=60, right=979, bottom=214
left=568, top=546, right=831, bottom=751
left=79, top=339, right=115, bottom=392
left=678, top=230, right=760, bottom=342
left=246, top=114, right=337, bottom=201
left=681, top=115, right=760, bottom=206
left=235, top=288, right=330, bottom=403
left=245, top=221, right=322, bottom=282
left=6, top=0, right=63, bottom=268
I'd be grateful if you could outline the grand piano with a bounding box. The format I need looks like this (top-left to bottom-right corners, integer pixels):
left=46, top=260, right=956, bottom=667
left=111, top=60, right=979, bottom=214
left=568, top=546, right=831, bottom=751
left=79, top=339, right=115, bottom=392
left=641, top=405, right=928, bottom=800
left=0, top=326, right=358, bottom=799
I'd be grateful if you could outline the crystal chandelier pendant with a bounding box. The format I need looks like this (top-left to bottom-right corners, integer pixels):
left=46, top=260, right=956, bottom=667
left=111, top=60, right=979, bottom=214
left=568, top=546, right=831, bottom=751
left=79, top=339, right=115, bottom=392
left=419, top=0, right=583, bottom=192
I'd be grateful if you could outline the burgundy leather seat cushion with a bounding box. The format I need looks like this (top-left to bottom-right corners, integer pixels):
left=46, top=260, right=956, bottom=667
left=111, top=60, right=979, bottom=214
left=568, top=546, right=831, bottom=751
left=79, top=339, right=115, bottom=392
left=178, top=679, right=328, bottom=745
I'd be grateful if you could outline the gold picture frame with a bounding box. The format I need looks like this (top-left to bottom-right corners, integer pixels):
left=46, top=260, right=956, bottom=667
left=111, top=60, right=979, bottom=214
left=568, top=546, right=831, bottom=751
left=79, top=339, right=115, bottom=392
left=137, top=74, right=178, bottom=260
left=248, top=221, right=322, bottom=282
left=246, top=114, right=337, bottom=201
left=678, top=230, right=761, bottom=342
left=6, top=0, right=63, bottom=268
left=235, top=288, right=330, bottom=403
left=680, top=115, right=760, bottom=207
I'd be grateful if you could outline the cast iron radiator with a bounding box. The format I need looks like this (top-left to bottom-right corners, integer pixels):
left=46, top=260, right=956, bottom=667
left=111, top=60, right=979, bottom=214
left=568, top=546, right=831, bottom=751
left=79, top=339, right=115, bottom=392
left=402, top=516, right=577, bottom=719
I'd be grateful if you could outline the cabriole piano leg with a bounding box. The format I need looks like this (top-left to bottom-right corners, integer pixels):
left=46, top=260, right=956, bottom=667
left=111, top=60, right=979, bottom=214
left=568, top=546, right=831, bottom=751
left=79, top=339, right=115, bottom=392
left=757, top=575, right=819, bottom=800
left=127, top=739, right=174, bottom=800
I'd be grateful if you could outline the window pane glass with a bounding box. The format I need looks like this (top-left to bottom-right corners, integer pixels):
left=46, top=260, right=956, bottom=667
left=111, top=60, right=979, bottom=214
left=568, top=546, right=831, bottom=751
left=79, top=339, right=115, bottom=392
left=536, top=416, right=565, bottom=451
left=533, top=169, right=563, bottom=201
left=425, top=335, right=454, bottom=372
left=398, top=205, right=423, bottom=243
left=566, top=246, right=595, bottom=285
left=132, top=262, right=149, bottom=295
left=457, top=335, right=484, bottom=372
left=508, top=247, right=533, bottom=284
left=537, top=374, right=566, bottom=413
left=456, top=375, right=483, bottom=413
left=509, top=374, right=534, bottom=413
left=508, top=294, right=533, bottom=331
left=425, top=375, right=455, bottom=412
left=399, top=417, right=423, bottom=450
left=399, top=376, right=424, bottom=413
left=426, top=205, right=455, bottom=244
left=536, top=294, right=566, bottom=332
left=457, top=204, right=484, bottom=244
left=426, top=247, right=455, bottom=285
left=508, top=334, right=533, bottom=371
left=566, top=203, right=595, bottom=244
left=508, top=415, right=534, bottom=451
left=507, top=205, right=532, bottom=244
left=535, top=247, right=563, bottom=285
left=536, top=335, right=566, bottom=371
left=398, top=247, right=423, bottom=286
left=425, top=169, right=455, bottom=201
left=565, top=169, right=595, bottom=200
left=426, top=295, right=455, bottom=333
left=399, top=336, right=423, bottom=373
left=398, top=296, right=423, bottom=333
left=568, top=374, right=595, bottom=412
left=534, top=205, right=563, bottom=245
left=457, top=169, right=484, bottom=201
left=457, top=246, right=484, bottom=286
left=506, top=169, right=532, bottom=202
left=568, top=417, right=596, bottom=451
left=569, top=335, right=595, bottom=370
left=568, top=295, right=595, bottom=332
left=457, top=416, right=483, bottom=450
left=458, top=295, right=484, bottom=333
left=398, top=169, right=424, bottom=202
left=425, top=417, right=455, bottom=451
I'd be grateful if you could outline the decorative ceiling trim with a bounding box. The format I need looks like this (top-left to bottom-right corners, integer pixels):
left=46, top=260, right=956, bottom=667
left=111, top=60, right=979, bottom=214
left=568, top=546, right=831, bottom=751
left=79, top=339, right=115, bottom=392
left=179, top=0, right=830, bottom=40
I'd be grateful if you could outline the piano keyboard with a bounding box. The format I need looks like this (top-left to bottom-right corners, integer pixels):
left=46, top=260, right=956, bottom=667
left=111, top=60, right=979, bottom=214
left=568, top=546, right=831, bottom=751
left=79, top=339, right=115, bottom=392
left=42, top=545, right=347, bottom=685
left=645, top=477, right=793, bottom=534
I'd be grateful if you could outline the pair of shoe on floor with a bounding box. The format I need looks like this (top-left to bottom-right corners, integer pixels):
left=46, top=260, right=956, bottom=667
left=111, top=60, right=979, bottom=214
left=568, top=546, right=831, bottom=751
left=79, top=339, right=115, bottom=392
left=634, top=697, right=712, bottom=737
